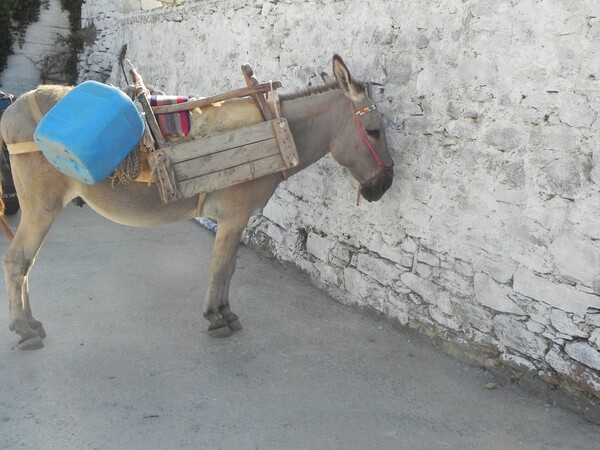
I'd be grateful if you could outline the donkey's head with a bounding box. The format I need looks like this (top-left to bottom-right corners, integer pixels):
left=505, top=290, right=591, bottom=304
left=328, top=55, right=394, bottom=202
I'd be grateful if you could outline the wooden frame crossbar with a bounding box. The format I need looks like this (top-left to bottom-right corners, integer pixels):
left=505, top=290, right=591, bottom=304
left=151, top=82, right=282, bottom=115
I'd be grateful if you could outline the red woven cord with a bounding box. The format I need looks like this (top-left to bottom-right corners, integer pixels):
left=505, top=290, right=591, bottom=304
left=351, top=103, right=385, bottom=169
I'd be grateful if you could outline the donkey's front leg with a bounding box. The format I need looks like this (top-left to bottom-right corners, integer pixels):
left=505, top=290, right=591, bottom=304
left=203, top=219, right=246, bottom=338
left=216, top=254, right=242, bottom=333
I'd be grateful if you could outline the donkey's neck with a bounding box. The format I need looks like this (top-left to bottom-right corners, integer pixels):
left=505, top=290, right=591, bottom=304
left=280, top=89, right=349, bottom=176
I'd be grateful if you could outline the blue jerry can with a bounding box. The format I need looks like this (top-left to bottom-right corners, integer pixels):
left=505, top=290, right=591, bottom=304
left=34, top=80, right=144, bottom=185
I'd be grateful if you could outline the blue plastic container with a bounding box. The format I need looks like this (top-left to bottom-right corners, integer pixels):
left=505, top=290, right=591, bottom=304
left=34, top=80, right=144, bottom=185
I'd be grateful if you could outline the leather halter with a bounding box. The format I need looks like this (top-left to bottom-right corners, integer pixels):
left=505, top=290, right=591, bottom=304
left=327, top=99, right=390, bottom=185
left=349, top=101, right=393, bottom=205
left=351, top=102, right=385, bottom=170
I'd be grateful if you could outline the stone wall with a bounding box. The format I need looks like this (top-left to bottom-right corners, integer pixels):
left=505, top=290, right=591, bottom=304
left=79, top=0, right=600, bottom=421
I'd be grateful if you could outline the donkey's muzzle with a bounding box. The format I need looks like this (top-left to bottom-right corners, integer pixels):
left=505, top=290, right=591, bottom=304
left=360, top=166, right=394, bottom=202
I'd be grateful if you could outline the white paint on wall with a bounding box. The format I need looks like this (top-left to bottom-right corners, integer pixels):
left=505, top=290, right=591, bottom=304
left=0, top=0, right=69, bottom=95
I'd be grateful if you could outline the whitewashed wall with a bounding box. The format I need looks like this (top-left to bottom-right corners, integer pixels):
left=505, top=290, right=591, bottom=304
left=79, top=0, right=600, bottom=420
left=0, top=0, right=69, bottom=94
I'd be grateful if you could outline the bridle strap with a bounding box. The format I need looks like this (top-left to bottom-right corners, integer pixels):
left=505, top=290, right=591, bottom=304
left=351, top=102, right=385, bottom=170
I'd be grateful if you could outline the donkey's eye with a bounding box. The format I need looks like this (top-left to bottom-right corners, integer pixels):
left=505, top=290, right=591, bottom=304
left=366, top=129, right=380, bottom=140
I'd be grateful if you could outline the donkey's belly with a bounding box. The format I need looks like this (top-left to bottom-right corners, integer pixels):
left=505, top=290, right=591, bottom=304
left=80, top=180, right=200, bottom=227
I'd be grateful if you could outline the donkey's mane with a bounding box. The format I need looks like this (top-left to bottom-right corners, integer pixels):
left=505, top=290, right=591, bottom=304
left=278, top=80, right=340, bottom=101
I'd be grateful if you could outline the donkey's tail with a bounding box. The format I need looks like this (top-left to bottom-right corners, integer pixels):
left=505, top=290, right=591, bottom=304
left=0, top=133, right=14, bottom=241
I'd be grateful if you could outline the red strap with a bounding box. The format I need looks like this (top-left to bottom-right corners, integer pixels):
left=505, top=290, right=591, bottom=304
left=351, top=103, right=385, bottom=169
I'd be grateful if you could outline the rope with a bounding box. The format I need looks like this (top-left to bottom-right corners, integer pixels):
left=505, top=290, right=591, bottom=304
left=109, top=146, right=141, bottom=187
left=109, top=121, right=156, bottom=187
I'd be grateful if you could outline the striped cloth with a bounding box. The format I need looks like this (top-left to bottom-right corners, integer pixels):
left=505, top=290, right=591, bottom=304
left=149, top=95, right=191, bottom=138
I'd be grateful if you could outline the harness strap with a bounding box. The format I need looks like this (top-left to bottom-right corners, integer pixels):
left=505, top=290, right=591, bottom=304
left=351, top=102, right=385, bottom=169
left=354, top=104, right=377, bottom=116
left=27, top=91, right=44, bottom=124
left=6, top=141, right=40, bottom=154
left=4, top=91, right=44, bottom=154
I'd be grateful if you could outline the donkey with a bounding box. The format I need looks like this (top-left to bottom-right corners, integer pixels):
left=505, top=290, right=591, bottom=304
left=0, top=55, right=394, bottom=349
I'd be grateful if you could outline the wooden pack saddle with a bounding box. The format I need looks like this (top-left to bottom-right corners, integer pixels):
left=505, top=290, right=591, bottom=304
left=124, top=60, right=299, bottom=204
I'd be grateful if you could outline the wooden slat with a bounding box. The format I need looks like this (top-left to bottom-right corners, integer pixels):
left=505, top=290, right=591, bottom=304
left=147, top=150, right=179, bottom=203
left=241, top=64, right=274, bottom=121
left=271, top=119, right=299, bottom=169
left=151, top=82, right=282, bottom=114
left=161, top=118, right=300, bottom=200
left=177, top=154, right=285, bottom=196
left=172, top=138, right=281, bottom=181
left=138, top=93, right=167, bottom=148
left=167, top=120, right=280, bottom=164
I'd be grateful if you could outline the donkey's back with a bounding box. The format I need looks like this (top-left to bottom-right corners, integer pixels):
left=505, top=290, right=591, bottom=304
left=0, top=85, right=71, bottom=145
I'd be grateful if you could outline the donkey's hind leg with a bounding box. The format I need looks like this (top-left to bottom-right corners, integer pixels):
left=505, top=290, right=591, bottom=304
left=3, top=206, right=62, bottom=349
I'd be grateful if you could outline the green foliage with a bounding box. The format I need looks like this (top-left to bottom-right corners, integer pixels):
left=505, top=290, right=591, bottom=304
left=60, top=0, right=82, bottom=32
left=0, top=0, right=85, bottom=84
left=0, top=0, right=49, bottom=72
left=0, top=4, right=12, bottom=72
left=59, top=0, right=85, bottom=84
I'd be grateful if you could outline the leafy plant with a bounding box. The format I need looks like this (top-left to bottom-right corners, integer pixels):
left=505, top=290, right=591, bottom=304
left=59, top=0, right=86, bottom=83
left=0, top=0, right=49, bottom=72
left=0, top=0, right=87, bottom=84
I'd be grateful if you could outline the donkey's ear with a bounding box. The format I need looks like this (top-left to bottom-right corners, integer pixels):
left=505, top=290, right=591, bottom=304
left=321, top=72, right=336, bottom=84
left=332, top=55, right=365, bottom=102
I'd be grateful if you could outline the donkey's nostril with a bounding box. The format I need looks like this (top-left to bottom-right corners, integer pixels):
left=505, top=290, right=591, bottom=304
left=360, top=169, right=394, bottom=202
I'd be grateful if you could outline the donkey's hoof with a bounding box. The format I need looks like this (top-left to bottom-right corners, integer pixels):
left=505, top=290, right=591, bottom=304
left=208, top=325, right=232, bottom=338
left=18, top=335, right=44, bottom=350
left=223, top=313, right=242, bottom=332
left=228, top=319, right=242, bottom=332
left=32, top=324, right=46, bottom=339
left=208, top=318, right=232, bottom=338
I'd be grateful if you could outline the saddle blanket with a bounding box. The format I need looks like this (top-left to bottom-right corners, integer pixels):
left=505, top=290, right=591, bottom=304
left=150, top=95, right=191, bottom=138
